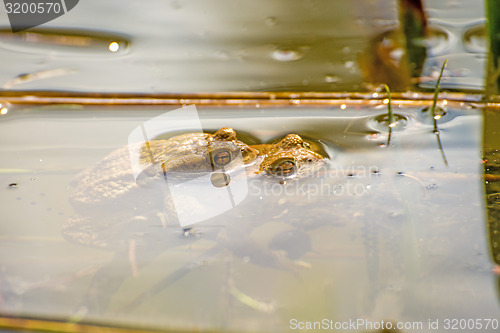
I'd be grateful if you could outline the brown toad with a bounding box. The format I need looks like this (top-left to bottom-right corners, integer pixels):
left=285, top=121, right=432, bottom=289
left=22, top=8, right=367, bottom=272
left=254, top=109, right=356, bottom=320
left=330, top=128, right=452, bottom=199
left=63, top=128, right=325, bottom=247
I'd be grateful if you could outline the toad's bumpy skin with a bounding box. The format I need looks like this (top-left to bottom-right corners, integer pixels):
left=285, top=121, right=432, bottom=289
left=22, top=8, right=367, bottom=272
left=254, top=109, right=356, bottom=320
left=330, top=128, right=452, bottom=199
left=252, top=134, right=325, bottom=179
left=63, top=128, right=325, bottom=247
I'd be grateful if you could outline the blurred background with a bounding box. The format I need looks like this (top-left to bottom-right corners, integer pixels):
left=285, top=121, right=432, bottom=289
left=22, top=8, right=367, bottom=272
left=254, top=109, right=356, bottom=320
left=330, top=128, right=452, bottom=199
left=0, top=0, right=488, bottom=93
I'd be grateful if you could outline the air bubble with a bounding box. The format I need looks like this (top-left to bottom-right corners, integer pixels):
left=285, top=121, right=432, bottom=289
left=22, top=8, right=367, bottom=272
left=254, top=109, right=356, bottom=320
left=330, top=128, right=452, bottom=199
left=344, top=60, right=355, bottom=69
left=271, top=48, right=303, bottom=62
left=183, top=228, right=192, bottom=237
left=324, top=74, right=339, bottom=83
left=265, top=17, right=277, bottom=27
left=366, top=132, right=381, bottom=141
left=108, top=42, right=120, bottom=52
left=211, top=172, right=230, bottom=188
left=0, top=101, right=10, bottom=116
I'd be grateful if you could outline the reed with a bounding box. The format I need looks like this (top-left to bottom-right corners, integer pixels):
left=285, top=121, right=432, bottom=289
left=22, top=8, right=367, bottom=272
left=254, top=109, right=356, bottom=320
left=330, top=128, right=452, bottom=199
left=431, top=59, right=447, bottom=132
left=430, top=60, right=448, bottom=167
left=383, top=84, right=394, bottom=146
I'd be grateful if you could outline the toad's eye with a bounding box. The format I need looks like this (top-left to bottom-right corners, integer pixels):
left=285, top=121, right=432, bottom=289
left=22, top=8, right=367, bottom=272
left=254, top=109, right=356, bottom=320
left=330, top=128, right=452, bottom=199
left=212, top=149, right=232, bottom=167
left=273, top=159, right=296, bottom=178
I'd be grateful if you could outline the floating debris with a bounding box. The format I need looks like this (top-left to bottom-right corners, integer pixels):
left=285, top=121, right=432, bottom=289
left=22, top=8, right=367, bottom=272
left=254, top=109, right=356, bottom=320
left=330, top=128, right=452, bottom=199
left=3, top=68, right=77, bottom=89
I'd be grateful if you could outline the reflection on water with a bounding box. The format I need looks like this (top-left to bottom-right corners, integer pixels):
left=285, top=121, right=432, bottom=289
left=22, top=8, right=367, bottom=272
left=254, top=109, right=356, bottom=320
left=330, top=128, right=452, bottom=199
left=482, top=106, right=500, bottom=304
left=0, top=28, right=128, bottom=55
left=0, top=101, right=496, bottom=332
left=420, top=19, right=487, bottom=91
left=0, top=0, right=487, bottom=93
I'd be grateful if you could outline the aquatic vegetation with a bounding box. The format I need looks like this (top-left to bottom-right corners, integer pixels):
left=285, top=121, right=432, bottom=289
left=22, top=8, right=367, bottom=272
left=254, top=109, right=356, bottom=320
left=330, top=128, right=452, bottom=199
left=383, top=84, right=395, bottom=146
left=430, top=59, right=448, bottom=132
left=384, top=84, right=396, bottom=146
left=383, top=84, right=395, bottom=127
left=430, top=60, right=449, bottom=167
left=486, top=0, right=500, bottom=97
left=398, top=0, right=428, bottom=79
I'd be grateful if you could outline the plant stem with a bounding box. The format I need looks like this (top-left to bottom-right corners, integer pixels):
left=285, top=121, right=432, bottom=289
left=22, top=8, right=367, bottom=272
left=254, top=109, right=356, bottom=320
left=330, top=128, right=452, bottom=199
left=431, top=59, right=447, bottom=130
left=431, top=60, right=448, bottom=167
left=383, top=84, right=394, bottom=146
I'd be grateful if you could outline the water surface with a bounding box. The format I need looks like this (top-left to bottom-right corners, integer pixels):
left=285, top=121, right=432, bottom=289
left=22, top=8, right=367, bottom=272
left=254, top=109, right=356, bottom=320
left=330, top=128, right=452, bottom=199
left=0, top=102, right=494, bottom=332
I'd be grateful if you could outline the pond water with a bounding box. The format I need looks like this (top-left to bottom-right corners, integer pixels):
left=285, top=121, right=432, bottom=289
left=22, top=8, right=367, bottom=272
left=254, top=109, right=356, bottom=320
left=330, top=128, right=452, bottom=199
left=0, top=0, right=498, bottom=332
left=0, top=100, right=497, bottom=332
left=0, top=0, right=487, bottom=93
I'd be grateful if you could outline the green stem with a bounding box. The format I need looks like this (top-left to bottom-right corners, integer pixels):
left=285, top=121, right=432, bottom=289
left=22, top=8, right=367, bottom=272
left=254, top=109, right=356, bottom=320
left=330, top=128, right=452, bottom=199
left=383, top=84, right=394, bottom=146
left=430, top=60, right=448, bottom=167
left=431, top=59, right=447, bottom=129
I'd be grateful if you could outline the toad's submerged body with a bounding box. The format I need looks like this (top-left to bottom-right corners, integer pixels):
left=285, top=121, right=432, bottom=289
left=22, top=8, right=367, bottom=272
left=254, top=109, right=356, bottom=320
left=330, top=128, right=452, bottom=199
left=70, top=128, right=324, bottom=208
left=69, top=128, right=258, bottom=209
left=63, top=128, right=325, bottom=315
left=64, top=128, right=325, bottom=247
